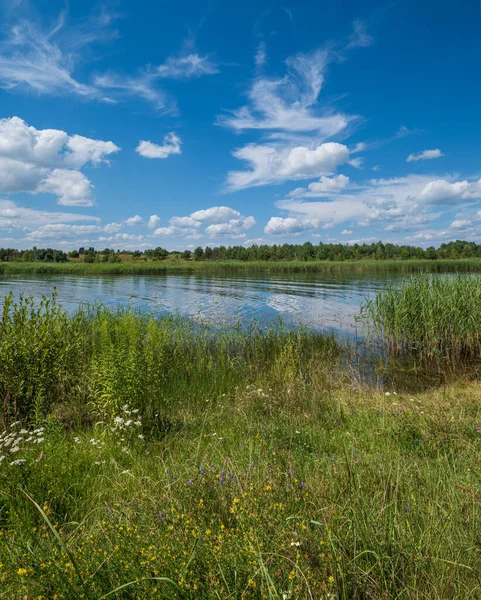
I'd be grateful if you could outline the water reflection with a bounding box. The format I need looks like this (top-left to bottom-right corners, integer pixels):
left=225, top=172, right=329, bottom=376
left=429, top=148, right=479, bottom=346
left=0, top=272, right=402, bottom=335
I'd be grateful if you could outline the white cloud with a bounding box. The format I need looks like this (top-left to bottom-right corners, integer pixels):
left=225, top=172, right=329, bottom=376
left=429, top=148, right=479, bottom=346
left=157, top=54, right=219, bottom=78
left=264, top=217, right=318, bottom=236
left=190, top=206, right=241, bottom=224
left=218, top=48, right=353, bottom=136
left=136, top=133, right=182, bottom=159
left=104, top=222, right=122, bottom=233
left=226, top=142, right=350, bottom=191
left=169, top=216, right=201, bottom=228
left=0, top=116, right=119, bottom=205
left=254, top=42, right=267, bottom=69
left=152, top=226, right=180, bottom=237
left=38, top=169, right=94, bottom=206
left=147, top=215, right=160, bottom=229
left=26, top=224, right=103, bottom=240
left=289, top=174, right=350, bottom=197
left=417, top=179, right=481, bottom=205
left=94, top=72, right=171, bottom=112
left=449, top=219, right=471, bottom=230
left=205, top=216, right=256, bottom=238
left=151, top=206, right=255, bottom=240
left=0, top=11, right=114, bottom=100
left=407, top=149, right=444, bottom=162
left=341, top=229, right=353, bottom=235
left=123, top=215, right=145, bottom=226
left=98, top=233, right=145, bottom=242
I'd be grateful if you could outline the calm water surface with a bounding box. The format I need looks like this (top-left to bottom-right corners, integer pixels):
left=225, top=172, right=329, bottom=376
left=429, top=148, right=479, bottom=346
left=0, top=272, right=409, bottom=335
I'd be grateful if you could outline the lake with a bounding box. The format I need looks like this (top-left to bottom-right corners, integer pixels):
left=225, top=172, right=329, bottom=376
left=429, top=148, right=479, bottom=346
left=0, top=271, right=413, bottom=336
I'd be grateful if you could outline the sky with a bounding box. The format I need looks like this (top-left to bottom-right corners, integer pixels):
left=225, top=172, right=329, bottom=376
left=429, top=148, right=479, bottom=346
left=0, top=0, right=480, bottom=251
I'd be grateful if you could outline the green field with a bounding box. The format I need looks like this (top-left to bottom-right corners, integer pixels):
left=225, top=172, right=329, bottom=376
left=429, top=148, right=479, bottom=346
left=2, top=257, right=481, bottom=276
left=1, top=282, right=481, bottom=599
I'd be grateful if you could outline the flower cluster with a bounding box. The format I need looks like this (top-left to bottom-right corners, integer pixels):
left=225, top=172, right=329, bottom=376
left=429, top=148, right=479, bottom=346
left=0, top=422, right=45, bottom=466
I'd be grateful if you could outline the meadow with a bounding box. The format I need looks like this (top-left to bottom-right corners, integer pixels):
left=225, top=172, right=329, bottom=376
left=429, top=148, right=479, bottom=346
left=1, top=278, right=481, bottom=599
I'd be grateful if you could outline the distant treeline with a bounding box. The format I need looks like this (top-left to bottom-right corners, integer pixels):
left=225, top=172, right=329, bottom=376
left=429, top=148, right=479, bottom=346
left=2, top=240, right=481, bottom=263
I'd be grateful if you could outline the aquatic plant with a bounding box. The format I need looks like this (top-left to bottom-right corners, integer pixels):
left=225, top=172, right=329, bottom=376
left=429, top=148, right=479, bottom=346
left=361, top=274, right=481, bottom=364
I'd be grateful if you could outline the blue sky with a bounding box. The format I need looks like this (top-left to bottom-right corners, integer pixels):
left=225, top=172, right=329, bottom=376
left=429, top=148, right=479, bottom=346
left=0, top=0, right=480, bottom=250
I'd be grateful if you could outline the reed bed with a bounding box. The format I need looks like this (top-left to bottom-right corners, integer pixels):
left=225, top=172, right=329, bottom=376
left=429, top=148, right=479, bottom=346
left=362, top=274, right=481, bottom=363
left=2, top=257, right=481, bottom=276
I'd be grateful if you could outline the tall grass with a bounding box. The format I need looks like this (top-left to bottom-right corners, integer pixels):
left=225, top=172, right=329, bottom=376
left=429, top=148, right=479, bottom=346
left=2, top=290, right=481, bottom=597
left=0, top=293, right=339, bottom=422
left=361, top=274, right=481, bottom=364
left=2, top=257, right=481, bottom=275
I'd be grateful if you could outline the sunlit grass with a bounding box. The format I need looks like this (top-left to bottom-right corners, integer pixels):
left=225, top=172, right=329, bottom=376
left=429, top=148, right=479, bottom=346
left=362, top=274, right=481, bottom=364
left=2, top=257, right=481, bottom=275
left=0, top=292, right=481, bottom=598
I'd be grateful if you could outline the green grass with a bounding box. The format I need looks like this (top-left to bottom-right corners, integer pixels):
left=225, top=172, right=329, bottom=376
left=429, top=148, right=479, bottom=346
left=362, top=274, right=481, bottom=365
left=1, top=293, right=481, bottom=598
left=3, top=257, right=481, bottom=275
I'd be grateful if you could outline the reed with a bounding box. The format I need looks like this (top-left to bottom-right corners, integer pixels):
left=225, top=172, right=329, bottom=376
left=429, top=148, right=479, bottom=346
left=2, top=257, right=481, bottom=275
left=361, top=274, right=481, bottom=364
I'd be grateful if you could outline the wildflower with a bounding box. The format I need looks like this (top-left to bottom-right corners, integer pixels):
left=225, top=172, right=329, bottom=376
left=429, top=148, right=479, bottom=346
left=73, top=437, right=81, bottom=444
left=385, top=392, right=391, bottom=396
left=17, top=568, right=27, bottom=576
left=10, top=459, right=26, bottom=466
left=33, top=438, right=44, bottom=444
left=290, top=541, right=301, bottom=547
left=158, top=511, right=164, bottom=521
left=328, top=575, right=335, bottom=583
left=300, top=481, right=306, bottom=489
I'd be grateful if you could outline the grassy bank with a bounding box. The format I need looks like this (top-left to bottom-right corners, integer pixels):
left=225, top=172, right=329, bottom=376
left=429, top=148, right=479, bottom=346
left=1, top=292, right=481, bottom=598
left=2, top=257, right=481, bottom=276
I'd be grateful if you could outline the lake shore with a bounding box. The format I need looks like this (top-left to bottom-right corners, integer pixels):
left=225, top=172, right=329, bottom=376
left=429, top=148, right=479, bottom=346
left=1, top=286, right=481, bottom=598
left=2, top=257, right=481, bottom=275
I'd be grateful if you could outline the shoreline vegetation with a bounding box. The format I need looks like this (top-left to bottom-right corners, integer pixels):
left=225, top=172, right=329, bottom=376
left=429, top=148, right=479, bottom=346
left=1, top=278, right=481, bottom=598
left=2, top=240, right=481, bottom=276
left=3, top=256, right=481, bottom=275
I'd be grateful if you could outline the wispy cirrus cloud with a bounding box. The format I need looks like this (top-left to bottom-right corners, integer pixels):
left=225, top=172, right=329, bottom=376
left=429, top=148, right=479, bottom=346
left=219, top=21, right=373, bottom=191
left=0, top=5, right=118, bottom=101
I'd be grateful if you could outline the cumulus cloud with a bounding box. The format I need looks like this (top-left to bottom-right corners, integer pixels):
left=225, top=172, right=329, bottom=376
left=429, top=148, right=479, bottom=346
left=147, top=215, right=160, bottom=229
left=289, top=174, right=349, bottom=197
left=151, top=206, right=255, bottom=239
left=38, top=169, right=94, bottom=206
left=417, top=179, right=481, bottom=205
left=205, top=216, right=256, bottom=238
left=123, top=215, right=145, bottom=226
left=136, top=133, right=182, bottom=159
left=169, top=216, right=201, bottom=228
left=450, top=219, right=471, bottom=230
left=226, top=142, right=350, bottom=191
left=406, top=149, right=444, bottom=162
left=264, top=217, right=318, bottom=236
left=0, top=116, right=119, bottom=205
left=190, top=206, right=241, bottom=224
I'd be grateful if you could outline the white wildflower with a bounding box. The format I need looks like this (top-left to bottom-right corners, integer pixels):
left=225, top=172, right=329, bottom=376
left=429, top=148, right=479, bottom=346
left=33, top=438, right=44, bottom=444
left=73, top=437, right=81, bottom=444
left=10, top=459, right=26, bottom=466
